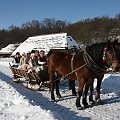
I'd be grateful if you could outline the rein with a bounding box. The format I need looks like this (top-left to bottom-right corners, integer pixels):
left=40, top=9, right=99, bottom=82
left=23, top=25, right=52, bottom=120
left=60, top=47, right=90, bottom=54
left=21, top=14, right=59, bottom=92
left=65, top=63, right=87, bottom=77
left=51, top=63, right=87, bottom=83
left=52, top=53, right=87, bottom=83
left=83, top=49, right=108, bottom=74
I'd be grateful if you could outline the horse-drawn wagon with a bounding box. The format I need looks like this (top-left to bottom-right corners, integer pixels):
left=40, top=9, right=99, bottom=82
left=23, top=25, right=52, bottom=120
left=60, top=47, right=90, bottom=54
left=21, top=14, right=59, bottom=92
left=9, top=63, right=50, bottom=90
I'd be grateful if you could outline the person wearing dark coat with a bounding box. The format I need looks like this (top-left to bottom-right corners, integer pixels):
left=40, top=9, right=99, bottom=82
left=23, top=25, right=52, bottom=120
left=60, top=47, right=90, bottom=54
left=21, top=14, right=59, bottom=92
left=14, top=52, right=21, bottom=63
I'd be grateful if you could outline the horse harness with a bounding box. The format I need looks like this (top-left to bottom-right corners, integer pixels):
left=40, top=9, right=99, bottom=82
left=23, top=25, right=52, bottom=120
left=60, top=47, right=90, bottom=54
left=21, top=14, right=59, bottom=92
left=61, top=49, right=108, bottom=80
left=53, top=46, right=116, bottom=82
left=83, top=45, right=116, bottom=74
left=83, top=49, right=107, bottom=74
left=70, top=46, right=116, bottom=75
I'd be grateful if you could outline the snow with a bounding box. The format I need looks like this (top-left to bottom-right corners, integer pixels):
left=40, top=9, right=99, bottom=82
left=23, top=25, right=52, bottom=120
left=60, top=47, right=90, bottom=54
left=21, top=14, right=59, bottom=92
left=0, top=58, right=120, bottom=120
left=12, top=33, right=80, bottom=56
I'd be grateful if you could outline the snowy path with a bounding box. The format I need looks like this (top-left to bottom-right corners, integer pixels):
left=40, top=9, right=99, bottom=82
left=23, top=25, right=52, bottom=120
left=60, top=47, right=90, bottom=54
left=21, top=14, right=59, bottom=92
left=0, top=59, right=120, bottom=120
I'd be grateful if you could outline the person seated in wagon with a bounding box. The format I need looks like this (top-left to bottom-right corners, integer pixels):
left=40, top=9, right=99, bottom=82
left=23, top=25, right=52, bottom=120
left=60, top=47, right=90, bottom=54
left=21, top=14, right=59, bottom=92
left=17, top=50, right=47, bottom=73
left=11, top=52, right=21, bottom=67
left=18, top=50, right=38, bottom=73
left=37, top=50, right=47, bottom=65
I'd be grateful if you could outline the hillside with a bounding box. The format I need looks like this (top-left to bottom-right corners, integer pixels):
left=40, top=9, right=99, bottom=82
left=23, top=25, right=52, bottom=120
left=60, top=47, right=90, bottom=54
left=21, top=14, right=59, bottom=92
left=0, top=16, right=120, bottom=48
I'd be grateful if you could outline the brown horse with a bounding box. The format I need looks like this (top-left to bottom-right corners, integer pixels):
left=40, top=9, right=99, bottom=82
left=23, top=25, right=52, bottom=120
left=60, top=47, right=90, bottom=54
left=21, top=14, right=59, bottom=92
left=47, top=40, right=120, bottom=110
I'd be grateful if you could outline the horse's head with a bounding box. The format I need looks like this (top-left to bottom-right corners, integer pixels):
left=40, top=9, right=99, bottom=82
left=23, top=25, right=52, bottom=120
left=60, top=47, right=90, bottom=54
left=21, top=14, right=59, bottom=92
left=104, top=39, right=120, bottom=72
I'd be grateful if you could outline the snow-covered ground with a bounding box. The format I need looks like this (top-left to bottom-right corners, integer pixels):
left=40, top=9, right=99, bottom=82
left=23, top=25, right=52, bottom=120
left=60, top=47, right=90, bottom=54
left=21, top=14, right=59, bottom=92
left=0, top=58, right=120, bottom=120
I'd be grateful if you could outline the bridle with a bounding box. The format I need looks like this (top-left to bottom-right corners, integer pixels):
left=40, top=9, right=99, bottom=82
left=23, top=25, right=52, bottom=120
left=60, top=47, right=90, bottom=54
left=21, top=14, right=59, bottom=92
left=102, top=45, right=117, bottom=69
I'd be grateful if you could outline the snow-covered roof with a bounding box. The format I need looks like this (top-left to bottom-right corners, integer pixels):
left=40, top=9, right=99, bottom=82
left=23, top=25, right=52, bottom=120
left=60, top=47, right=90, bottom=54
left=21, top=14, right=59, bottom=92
left=12, top=33, right=80, bottom=55
left=0, top=44, right=20, bottom=54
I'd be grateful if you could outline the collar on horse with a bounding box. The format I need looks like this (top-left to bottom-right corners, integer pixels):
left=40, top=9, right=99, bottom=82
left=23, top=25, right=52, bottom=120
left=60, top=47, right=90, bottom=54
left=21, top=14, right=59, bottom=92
left=70, top=52, right=87, bottom=73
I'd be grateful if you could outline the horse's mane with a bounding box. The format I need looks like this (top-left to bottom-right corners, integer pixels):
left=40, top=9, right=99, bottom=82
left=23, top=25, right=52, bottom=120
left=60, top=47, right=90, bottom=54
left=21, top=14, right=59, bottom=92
left=47, top=49, right=65, bottom=57
left=84, top=42, right=108, bottom=69
left=86, top=42, right=106, bottom=57
left=47, top=49, right=54, bottom=57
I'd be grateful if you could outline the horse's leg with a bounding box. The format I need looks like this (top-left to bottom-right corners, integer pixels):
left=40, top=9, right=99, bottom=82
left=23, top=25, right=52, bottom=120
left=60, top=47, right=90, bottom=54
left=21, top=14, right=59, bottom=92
left=76, top=78, right=85, bottom=110
left=82, top=83, right=89, bottom=108
left=82, top=81, right=92, bottom=108
left=69, top=79, right=72, bottom=90
left=69, top=80, right=77, bottom=96
left=50, top=72, right=56, bottom=101
left=89, top=80, right=95, bottom=105
left=82, top=82, right=89, bottom=108
left=53, top=72, right=61, bottom=99
left=55, top=79, right=62, bottom=98
left=95, top=75, right=104, bottom=104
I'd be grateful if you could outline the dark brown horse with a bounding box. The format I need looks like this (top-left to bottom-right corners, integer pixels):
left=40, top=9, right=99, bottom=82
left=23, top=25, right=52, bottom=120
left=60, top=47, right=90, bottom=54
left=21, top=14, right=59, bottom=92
left=87, top=39, right=120, bottom=105
left=47, top=40, right=120, bottom=110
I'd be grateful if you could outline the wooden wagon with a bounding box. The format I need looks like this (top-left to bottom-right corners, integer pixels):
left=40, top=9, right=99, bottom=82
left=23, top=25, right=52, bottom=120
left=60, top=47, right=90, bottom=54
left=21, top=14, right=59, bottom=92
left=9, top=63, right=50, bottom=91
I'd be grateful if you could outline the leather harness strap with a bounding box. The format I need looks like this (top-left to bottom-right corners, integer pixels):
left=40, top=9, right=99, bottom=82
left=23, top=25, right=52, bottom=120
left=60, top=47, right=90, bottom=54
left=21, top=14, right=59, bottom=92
left=71, top=52, right=76, bottom=71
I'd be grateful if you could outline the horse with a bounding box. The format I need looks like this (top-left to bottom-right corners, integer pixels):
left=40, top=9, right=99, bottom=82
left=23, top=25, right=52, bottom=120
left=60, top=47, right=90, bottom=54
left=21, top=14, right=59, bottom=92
left=47, top=40, right=120, bottom=110
left=87, top=39, right=120, bottom=105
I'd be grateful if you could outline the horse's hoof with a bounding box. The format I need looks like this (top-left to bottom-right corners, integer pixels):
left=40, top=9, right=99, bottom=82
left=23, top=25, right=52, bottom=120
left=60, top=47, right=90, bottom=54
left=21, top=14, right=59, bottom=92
left=51, top=99, right=57, bottom=103
left=89, top=100, right=95, bottom=105
left=83, top=104, right=90, bottom=108
left=57, top=94, right=62, bottom=99
left=76, top=106, right=84, bottom=110
left=72, top=93, right=77, bottom=96
left=96, top=99, right=104, bottom=105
